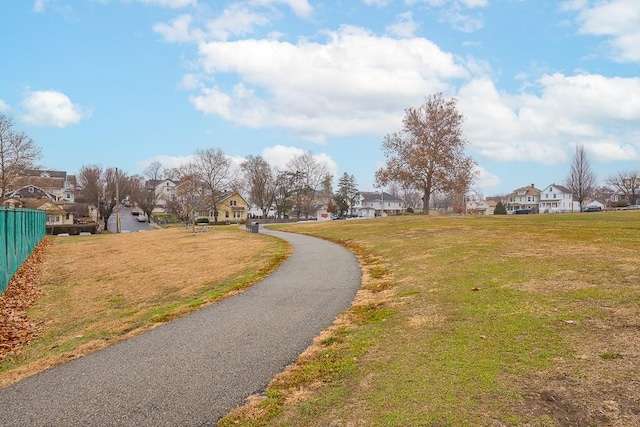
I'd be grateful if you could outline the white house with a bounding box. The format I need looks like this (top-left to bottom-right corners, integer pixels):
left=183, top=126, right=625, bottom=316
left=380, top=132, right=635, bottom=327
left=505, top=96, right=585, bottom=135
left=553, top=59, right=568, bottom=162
left=352, top=191, right=404, bottom=218
left=147, top=179, right=179, bottom=214
left=539, top=184, right=580, bottom=213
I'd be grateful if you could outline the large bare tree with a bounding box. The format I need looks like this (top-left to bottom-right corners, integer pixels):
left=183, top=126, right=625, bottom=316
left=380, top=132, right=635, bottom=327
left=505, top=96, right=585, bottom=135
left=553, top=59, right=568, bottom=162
left=173, top=164, right=206, bottom=233
left=240, top=155, right=276, bottom=219
left=287, top=151, right=332, bottom=219
left=376, top=93, right=476, bottom=215
left=0, top=113, right=42, bottom=203
left=607, top=170, right=640, bottom=206
left=143, top=161, right=164, bottom=181
left=565, top=145, right=596, bottom=210
left=193, top=148, right=233, bottom=223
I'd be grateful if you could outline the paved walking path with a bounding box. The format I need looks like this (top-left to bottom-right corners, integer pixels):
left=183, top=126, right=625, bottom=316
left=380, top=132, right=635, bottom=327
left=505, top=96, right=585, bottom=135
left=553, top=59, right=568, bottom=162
left=0, top=227, right=361, bottom=426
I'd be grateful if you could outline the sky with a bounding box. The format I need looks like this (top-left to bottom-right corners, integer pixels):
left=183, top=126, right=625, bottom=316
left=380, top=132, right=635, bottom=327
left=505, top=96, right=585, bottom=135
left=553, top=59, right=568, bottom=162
left=1, top=0, right=639, bottom=197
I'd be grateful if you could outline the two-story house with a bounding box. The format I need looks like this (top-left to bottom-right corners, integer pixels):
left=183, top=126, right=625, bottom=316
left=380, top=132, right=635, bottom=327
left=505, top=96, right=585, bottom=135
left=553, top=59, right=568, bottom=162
left=505, top=184, right=541, bottom=213
left=147, top=179, right=179, bottom=215
left=539, top=184, right=580, bottom=213
left=352, top=191, right=405, bottom=218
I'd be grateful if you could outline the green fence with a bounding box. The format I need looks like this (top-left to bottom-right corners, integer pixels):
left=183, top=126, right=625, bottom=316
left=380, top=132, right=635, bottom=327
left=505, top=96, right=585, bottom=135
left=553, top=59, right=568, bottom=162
left=1, top=207, right=47, bottom=294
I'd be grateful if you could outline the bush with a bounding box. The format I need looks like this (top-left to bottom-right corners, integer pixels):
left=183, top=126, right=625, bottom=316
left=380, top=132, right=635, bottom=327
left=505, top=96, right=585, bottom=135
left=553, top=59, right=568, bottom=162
left=494, top=201, right=507, bottom=215
left=195, top=217, right=210, bottom=224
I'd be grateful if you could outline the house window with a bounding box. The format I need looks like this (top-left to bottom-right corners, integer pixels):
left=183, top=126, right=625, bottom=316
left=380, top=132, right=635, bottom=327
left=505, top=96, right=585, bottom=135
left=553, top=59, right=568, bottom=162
left=225, top=211, right=229, bottom=218
left=29, top=186, right=34, bottom=193
left=230, top=200, right=237, bottom=206
left=553, top=194, right=556, bottom=198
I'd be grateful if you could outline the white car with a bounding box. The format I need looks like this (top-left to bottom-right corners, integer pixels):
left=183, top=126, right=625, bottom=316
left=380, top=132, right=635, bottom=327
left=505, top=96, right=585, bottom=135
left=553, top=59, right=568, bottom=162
left=137, top=215, right=147, bottom=222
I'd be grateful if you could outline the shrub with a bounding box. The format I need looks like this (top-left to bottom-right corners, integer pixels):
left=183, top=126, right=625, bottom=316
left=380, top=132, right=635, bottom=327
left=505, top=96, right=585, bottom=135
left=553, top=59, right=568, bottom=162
left=494, top=201, right=507, bottom=215
left=195, top=217, right=210, bottom=224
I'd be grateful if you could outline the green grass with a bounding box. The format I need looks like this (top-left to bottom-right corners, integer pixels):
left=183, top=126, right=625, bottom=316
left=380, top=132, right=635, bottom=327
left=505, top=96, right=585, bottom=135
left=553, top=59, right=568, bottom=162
left=219, top=211, right=640, bottom=426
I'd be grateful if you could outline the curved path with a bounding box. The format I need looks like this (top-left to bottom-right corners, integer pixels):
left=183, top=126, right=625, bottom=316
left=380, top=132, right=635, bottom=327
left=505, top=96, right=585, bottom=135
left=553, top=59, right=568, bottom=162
left=0, top=227, right=361, bottom=426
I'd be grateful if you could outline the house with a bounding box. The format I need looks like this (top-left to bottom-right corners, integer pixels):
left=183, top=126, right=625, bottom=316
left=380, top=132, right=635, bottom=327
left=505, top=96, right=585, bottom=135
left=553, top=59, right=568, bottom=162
left=11, top=169, right=76, bottom=203
left=147, top=179, right=179, bottom=214
left=505, top=184, right=541, bottom=213
left=352, top=191, right=405, bottom=218
left=4, top=188, right=74, bottom=226
left=466, top=199, right=498, bottom=215
left=539, top=184, right=580, bottom=213
left=200, top=191, right=249, bottom=224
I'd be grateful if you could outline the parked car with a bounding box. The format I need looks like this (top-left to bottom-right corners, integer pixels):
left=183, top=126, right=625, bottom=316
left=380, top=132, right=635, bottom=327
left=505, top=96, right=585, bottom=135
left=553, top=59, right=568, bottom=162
left=623, top=205, right=640, bottom=210
left=137, top=215, right=147, bottom=222
left=583, top=206, right=602, bottom=212
left=131, top=210, right=140, bottom=216
left=513, top=209, right=532, bottom=215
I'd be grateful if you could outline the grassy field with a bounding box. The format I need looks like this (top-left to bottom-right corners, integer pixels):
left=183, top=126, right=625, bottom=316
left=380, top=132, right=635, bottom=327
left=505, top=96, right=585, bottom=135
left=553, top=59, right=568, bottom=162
left=2, top=213, right=639, bottom=426
left=220, top=212, right=640, bottom=427
left=0, top=225, right=288, bottom=387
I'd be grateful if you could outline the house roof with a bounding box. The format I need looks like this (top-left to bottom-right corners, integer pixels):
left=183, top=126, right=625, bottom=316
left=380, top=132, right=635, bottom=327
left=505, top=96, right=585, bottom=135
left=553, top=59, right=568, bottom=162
left=11, top=176, right=66, bottom=191
left=359, top=191, right=403, bottom=203
left=507, top=184, right=541, bottom=197
left=21, top=169, right=68, bottom=179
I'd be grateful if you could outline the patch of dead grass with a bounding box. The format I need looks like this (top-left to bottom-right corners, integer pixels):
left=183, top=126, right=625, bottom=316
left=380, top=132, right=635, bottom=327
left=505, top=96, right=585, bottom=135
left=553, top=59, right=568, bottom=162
left=0, top=226, right=286, bottom=387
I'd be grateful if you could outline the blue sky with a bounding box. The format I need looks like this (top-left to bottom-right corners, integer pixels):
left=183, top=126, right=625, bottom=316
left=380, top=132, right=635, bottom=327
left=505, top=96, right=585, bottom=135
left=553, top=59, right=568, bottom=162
left=1, top=0, right=639, bottom=196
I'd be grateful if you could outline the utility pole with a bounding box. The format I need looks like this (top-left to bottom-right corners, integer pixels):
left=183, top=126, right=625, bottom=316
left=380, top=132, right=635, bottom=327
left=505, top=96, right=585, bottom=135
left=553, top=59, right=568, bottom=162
left=115, top=167, right=120, bottom=233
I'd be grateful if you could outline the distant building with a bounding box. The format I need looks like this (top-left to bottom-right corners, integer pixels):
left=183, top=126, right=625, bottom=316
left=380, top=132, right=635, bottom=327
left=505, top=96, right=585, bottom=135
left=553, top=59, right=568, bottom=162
left=505, top=184, right=541, bottom=213
left=352, top=191, right=405, bottom=217
left=539, top=184, right=580, bottom=213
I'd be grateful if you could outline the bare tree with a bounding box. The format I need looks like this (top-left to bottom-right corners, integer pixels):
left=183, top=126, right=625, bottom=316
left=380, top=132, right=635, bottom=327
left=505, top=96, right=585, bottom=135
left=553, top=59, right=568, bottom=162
left=143, top=161, right=164, bottom=181
left=241, top=155, right=276, bottom=219
left=0, top=113, right=42, bottom=203
left=76, top=164, right=104, bottom=206
left=376, top=93, right=476, bottom=215
left=273, top=170, right=295, bottom=219
left=565, top=145, right=596, bottom=210
left=174, top=164, right=206, bottom=234
left=607, top=170, right=640, bottom=206
left=77, top=165, right=135, bottom=230
left=287, top=151, right=332, bottom=219
left=592, top=185, right=616, bottom=207
left=193, top=148, right=233, bottom=223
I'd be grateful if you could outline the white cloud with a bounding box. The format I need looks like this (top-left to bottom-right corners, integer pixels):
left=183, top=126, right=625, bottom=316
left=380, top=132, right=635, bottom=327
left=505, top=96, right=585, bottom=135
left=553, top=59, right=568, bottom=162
left=458, top=74, right=640, bottom=165
left=21, top=90, right=91, bottom=128
left=136, top=154, right=196, bottom=172
left=363, top=0, right=392, bottom=6
left=0, top=100, right=9, bottom=112
left=385, top=11, right=419, bottom=38
left=138, top=0, right=196, bottom=8
left=33, top=0, right=48, bottom=13
left=262, top=145, right=338, bottom=177
left=204, top=4, right=270, bottom=41
left=189, top=25, right=467, bottom=140
left=473, top=165, right=501, bottom=190
left=248, top=0, right=313, bottom=18
left=154, top=14, right=198, bottom=43
left=570, top=0, right=640, bottom=62
left=439, top=6, right=484, bottom=33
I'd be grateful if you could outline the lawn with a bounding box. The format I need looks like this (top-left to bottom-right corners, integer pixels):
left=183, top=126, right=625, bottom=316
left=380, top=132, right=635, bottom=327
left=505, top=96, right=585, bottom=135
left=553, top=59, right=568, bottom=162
left=2, top=213, right=639, bottom=426
left=220, top=212, right=640, bottom=427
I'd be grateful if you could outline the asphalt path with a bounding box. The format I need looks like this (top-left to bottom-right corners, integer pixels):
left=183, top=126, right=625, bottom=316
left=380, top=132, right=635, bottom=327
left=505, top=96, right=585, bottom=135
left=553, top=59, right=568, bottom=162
left=0, top=226, right=361, bottom=426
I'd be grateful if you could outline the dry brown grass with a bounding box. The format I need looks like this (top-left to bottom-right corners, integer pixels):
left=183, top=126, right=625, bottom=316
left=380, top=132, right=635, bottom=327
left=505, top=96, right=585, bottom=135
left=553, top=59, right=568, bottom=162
left=0, top=226, right=287, bottom=387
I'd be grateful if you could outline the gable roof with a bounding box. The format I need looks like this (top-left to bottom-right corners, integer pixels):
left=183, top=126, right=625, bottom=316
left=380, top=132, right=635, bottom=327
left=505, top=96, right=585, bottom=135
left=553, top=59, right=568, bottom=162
left=359, top=191, right=403, bottom=203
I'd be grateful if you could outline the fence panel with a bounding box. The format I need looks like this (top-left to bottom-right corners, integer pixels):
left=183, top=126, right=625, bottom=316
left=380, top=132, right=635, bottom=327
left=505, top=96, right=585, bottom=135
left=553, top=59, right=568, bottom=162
left=1, top=207, right=46, bottom=294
